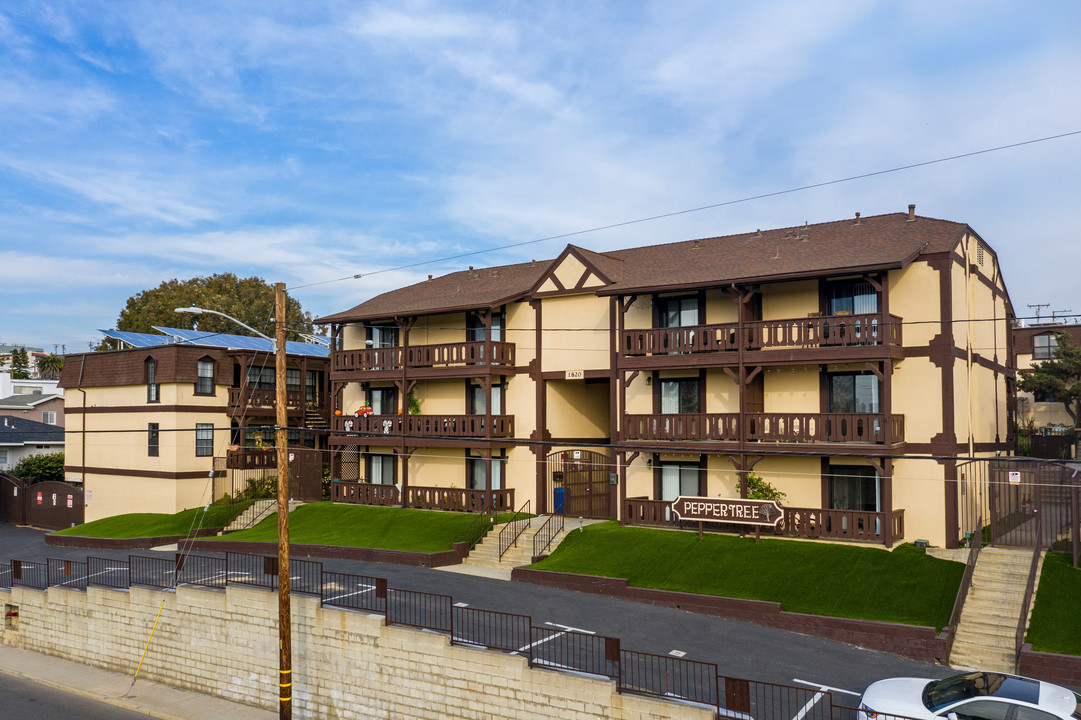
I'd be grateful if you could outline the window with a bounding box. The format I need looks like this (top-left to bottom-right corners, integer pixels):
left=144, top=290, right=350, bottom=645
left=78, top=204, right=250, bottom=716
left=195, top=423, right=214, bottom=457
left=0, top=449, right=7, bottom=466
left=369, top=387, right=397, bottom=415
left=656, top=296, right=699, bottom=328
left=827, top=279, right=877, bottom=316
left=828, top=373, right=880, bottom=413
left=369, top=324, right=398, bottom=348
left=660, top=464, right=699, bottom=501
left=148, top=423, right=159, bottom=457
left=41, top=411, right=56, bottom=425
left=146, top=359, right=159, bottom=403
left=1033, top=389, right=1059, bottom=403
left=1033, top=333, right=1059, bottom=360
left=286, top=368, right=301, bottom=393
left=467, top=456, right=505, bottom=490
left=828, top=465, right=880, bottom=512
left=468, top=383, right=504, bottom=415
left=367, top=454, right=395, bottom=485
left=246, top=365, right=274, bottom=389
left=467, top=312, right=505, bottom=342
left=306, top=370, right=320, bottom=403
left=196, top=359, right=215, bottom=395
left=660, top=378, right=700, bottom=414
left=244, top=425, right=274, bottom=447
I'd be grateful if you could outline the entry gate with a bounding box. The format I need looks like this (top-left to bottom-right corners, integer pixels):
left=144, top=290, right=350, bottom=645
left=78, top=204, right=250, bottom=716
left=546, top=449, right=614, bottom=520
left=958, top=458, right=1076, bottom=550
left=0, top=472, right=26, bottom=525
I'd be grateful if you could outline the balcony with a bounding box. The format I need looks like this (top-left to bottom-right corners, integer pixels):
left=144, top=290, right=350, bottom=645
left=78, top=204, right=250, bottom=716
left=332, top=341, right=515, bottom=375
left=227, top=386, right=306, bottom=413
left=620, top=313, right=902, bottom=361
left=621, top=412, right=904, bottom=445
left=333, top=413, right=515, bottom=439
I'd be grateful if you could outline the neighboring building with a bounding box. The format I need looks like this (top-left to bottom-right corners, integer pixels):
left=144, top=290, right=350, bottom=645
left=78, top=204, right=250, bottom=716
left=59, top=328, right=329, bottom=522
left=1012, top=323, right=1081, bottom=430
left=0, top=415, right=64, bottom=472
left=0, top=393, right=65, bottom=427
left=0, top=344, right=46, bottom=379
left=0, top=370, right=63, bottom=399
left=318, top=206, right=1013, bottom=549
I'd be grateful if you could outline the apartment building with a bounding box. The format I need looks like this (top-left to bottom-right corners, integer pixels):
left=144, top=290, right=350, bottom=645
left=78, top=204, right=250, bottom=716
left=1013, top=322, right=1081, bottom=429
left=319, top=207, right=1013, bottom=548
left=60, top=329, right=329, bottom=521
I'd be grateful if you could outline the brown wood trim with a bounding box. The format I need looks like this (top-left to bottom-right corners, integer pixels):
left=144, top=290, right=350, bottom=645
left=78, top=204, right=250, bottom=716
left=66, top=404, right=228, bottom=414
left=64, top=466, right=212, bottom=480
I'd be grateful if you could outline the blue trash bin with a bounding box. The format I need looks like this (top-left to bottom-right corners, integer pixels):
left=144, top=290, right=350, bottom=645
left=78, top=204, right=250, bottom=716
left=553, top=487, right=564, bottom=515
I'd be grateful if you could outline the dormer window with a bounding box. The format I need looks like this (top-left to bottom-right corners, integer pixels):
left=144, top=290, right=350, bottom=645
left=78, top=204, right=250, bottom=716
left=146, top=359, right=159, bottom=403
left=196, top=358, right=215, bottom=395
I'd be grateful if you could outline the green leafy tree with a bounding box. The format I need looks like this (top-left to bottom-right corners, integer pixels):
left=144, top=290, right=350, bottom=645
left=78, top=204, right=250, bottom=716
left=11, top=452, right=66, bottom=484
left=103, top=274, right=320, bottom=348
left=736, top=472, right=787, bottom=503
left=1018, top=333, right=1081, bottom=426
left=9, top=347, right=30, bottom=379
left=36, top=353, right=64, bottom=380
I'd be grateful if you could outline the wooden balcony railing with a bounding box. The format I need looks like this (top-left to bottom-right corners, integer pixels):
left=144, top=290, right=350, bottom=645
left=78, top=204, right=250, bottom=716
left=623, top=413, right=739, bottom=441
left=621, top=497, right=904, bottom=546
left=402, top=486, right=514, bottom=513
left=334, top=413, right=515, bottom=439
left=620, top=313, right=902, bottom=357
left=228, top=387, right=306, bottom=412
left=225, top=448, right=276, bottom=470
left=744, top=412, right=903, bottom=444
left=622, top=412, right=903, bottom=444
left=333, top=341, right=515, bottom=372
left=331, top=481, right=400, bottom=506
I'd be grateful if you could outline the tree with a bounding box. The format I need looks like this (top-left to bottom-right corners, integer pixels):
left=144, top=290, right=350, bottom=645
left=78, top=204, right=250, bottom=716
left=11, top=452, right=65, bottom=484
left=736, top=472, right=787, bottom=503
left=1018, top=333, right=1081, bottom=426
left=9, top=347, right=30, bottom=379
left=36, top=353, right=64, bottom=380
left=106, top=273, right=321, bottom=346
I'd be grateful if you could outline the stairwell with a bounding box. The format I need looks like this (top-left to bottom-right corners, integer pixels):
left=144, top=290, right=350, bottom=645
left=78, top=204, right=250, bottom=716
left=224, top=499, right=303, bottom=533
left=461, top=517, right=570, bottom=571
left=950, top=547, right=1043, bottom=673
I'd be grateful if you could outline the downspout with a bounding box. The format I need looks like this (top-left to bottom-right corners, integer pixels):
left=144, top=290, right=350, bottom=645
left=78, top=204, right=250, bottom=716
left=77, top=355, right=87, bottom=484
left=966, top=236, right=974, bottom=459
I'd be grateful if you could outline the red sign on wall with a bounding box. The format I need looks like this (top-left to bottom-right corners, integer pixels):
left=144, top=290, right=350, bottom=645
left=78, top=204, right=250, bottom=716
left=36, top=492, right=42, bottom=505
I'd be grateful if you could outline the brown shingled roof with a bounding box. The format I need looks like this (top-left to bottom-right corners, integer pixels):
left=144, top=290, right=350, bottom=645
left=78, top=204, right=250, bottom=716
left=317, top=211, right=972, bottom=323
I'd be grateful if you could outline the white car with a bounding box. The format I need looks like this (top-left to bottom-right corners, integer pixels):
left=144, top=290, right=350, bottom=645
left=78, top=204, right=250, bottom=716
left=859, top=671, right=1081, bottom=720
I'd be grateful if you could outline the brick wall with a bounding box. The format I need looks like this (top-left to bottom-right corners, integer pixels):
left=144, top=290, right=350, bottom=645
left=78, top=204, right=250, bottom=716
left=0, top=584, right=710, bottom=720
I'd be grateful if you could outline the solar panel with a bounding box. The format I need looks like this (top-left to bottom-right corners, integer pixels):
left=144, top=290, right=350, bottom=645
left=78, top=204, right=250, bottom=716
left=152, top=326, right=329, bottom=357
left=98, top=330, right=173, bottom=348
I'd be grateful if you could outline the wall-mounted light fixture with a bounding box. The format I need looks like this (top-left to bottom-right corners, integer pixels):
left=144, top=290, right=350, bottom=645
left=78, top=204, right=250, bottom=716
left=645, top=375, right=651, bottom=386
left=646, top=457, right=653, bottom=469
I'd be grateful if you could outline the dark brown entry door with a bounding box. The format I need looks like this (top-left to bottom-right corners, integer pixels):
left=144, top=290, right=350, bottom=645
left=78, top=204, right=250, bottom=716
left=547, top=450, right=613, bottom=520
left=0, top=472, right=26, bottom=525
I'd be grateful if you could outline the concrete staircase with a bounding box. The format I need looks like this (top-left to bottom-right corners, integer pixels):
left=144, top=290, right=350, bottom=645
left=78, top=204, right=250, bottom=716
left=462, top=517, right=570, bottom=570
left=950, top=547, right=1042, bottom=673
left=224, top=499, right=303, bottom=533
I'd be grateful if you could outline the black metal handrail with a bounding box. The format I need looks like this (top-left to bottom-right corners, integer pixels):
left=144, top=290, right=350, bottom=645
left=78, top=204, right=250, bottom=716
left=532, top=513, right=565, bottom=559
left=1014, top=513, right=1044, bottom=670
left=945, top=515, right=981, bottom=663
left=498, top=500, right=531, bottom=560
left=464, top=512, right=496, bottom=551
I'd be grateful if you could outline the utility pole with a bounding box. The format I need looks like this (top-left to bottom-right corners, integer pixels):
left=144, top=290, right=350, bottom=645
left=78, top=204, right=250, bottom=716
left=274, top=282, right=292, bottom=719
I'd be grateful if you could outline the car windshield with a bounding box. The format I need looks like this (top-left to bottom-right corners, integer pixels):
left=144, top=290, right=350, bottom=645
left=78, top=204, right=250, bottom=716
left=1073, top=691, right=1081, bottom=720
left=922, top=673, right=1039, bottom=712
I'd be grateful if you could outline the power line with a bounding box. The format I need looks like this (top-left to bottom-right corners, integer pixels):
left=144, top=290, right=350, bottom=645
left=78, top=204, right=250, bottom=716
left=288, top=129, right=1081, bottom=292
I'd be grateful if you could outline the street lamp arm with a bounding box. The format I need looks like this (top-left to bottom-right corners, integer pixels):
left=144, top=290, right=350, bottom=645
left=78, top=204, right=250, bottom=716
left=174, top=306, right=272, bottom=341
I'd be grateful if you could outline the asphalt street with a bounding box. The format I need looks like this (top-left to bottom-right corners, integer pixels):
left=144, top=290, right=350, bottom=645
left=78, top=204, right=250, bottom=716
left=0, top=672, right=159, bottom=720
left=0, top=522, right=953, bottom=700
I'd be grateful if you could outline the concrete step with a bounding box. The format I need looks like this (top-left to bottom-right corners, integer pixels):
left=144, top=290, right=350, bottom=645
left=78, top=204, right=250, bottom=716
left=960, top=606, right=1025, bottom=624
left=953, top=628, right=1018, bottom=650
left=950, top=640, right=1015, bottom=669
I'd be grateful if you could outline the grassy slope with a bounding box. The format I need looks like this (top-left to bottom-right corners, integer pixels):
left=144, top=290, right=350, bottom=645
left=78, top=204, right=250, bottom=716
left=220, top=503, right=514, bottom=553
left=1026, top=552, right=1081, bottom=655
left=55, top=501, right=252, bottom=538
left=530, top=522, right=963, bottom=629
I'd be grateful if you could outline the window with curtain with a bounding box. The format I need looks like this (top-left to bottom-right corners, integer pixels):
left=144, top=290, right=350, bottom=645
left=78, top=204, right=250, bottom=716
left=369, top=387, right=397, bottom=415
left=468, top=383, right=504, bottom=415
left=467, top=312, right=505, bottom=342
left=467, top=456, right=504, bottom=490
left=660, top=378, right=699, bottom=414
left=656, top=297, right=699, bottom=328
left=828, top=373, right=880, bottom=413
left=286, top=368, right=301, bottom=392
left=660, top=464, right=699, bottom=501
left=828, top=280, right=877, bottom=316
left=828, top=465, right=880, bottom=512
left=367, top=454, right=395, bottom=484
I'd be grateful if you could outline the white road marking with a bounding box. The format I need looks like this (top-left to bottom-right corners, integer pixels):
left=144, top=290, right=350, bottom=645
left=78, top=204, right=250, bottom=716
left=543, top=621, right=596, bottom=634
left=793, top=679, right=861, bottom=697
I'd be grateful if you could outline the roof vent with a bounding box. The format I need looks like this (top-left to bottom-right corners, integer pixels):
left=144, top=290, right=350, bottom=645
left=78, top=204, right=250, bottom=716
left=854, top=212, right=861, bottom=225
left=468, top=266, right=474, bottom=271
left=907, top=204, right=916, bottom=222
left=427, top=275, right=432, bottom=281
left=755, top=229, right=762, bottom=238
left=692, top=239, right=701, bottom=250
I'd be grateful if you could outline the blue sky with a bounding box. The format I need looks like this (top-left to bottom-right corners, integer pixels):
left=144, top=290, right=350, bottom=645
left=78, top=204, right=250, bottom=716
left=2, top=1, right=1080, bottom=352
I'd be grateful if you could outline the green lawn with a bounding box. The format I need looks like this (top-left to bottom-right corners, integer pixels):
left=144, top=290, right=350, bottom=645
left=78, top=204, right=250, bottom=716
left=529, top=522, right=964, bottom=629
left=1026, top=552, right=1081, bottom=655
left=221, top=503, right=515, bottom=553
left=55, top=501, right=252, bottom=538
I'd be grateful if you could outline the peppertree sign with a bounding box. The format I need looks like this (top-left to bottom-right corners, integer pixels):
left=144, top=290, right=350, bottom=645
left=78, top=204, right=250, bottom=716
left=671, top=496, right=784, bottom=527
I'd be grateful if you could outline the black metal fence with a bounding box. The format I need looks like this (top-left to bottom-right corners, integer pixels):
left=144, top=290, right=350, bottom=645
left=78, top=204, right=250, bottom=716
left=0, top=550, right=929, bottom=719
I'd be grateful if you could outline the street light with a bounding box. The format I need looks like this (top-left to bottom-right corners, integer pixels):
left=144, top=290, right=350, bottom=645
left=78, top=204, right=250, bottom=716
left=176, top=296, right=293, bottom=719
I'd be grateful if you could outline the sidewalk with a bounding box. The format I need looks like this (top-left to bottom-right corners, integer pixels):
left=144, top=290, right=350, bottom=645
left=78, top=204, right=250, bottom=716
left=0, top=645, right=275, bottom=720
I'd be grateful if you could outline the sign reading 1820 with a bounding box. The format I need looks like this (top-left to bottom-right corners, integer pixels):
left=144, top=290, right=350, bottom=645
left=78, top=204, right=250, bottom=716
left=671, top=496, right=784, bottom=527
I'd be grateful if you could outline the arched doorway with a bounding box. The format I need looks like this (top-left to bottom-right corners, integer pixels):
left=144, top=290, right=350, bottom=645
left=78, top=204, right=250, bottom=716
left=545, top=449, right=614, bottom=520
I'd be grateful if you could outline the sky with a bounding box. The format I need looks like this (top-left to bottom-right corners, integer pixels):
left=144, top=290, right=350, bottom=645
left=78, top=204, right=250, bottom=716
left=2, top=1, right=1080, bottom=353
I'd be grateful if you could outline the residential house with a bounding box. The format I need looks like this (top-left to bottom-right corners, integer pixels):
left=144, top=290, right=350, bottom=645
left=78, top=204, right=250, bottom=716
left=0, top=415, right=64, bottom=473
left=318, top=206, right=1013, bottom=549
left=0, top=393, right=65, bottom=427
left=59, top=328, right=329, bottom=522
left=1012, top=322, right=1081, bottom=430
